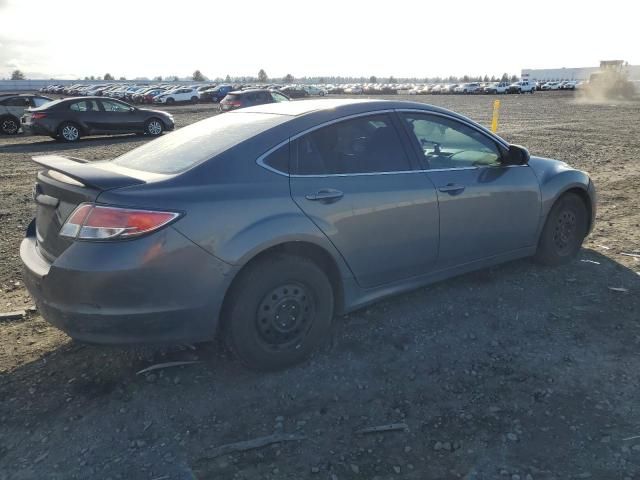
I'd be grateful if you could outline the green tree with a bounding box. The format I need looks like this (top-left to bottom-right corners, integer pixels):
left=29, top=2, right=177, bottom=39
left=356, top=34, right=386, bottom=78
left=510, top=74, right=518, bottom=83
left=369, top=75, right=377, bottom=83
left=258, top=69, right=268, bottom=83
left=11, top=69, right=25, bottom=80
left=104, top=73, right=114, bottom=81
left=501, top=73, right=509, bottom=82
left=388, top=75, right=397, bottom=83
left=119, top=76, right=126, bottom=81
left=284, top=73, right=294, bottom=84
left=462, top=74, right=470, bottom=82
left=193, top=70, right=205, bottom=81
left=483, top=75, right=489, bottom=82
left=225, top=74, right=231, bottom=83
left=154, top=76, right=163, bottom=82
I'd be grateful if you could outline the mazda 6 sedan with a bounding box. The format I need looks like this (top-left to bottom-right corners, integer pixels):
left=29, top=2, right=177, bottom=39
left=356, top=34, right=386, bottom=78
left=20, top=99, right=596, bottom=370
left=21, top=96, right=174, bottom=142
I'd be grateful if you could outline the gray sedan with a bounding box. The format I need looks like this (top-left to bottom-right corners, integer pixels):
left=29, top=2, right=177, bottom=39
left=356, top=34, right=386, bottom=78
left=20, top=99, right=596, bottom=370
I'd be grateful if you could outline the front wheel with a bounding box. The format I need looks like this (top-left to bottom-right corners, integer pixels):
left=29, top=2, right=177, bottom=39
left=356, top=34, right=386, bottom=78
left=166, top=97, right=175, bottom=104
left=534, top=193, right=588, bottom=265
left=223, top=254, right=334, bottom=371
left=191, top=96, right=198, bottom=103
left=145, top=118, right=164, bottom=136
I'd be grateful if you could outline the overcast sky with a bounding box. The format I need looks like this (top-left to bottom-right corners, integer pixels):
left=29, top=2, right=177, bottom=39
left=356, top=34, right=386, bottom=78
left=1, top=0, right=638, bottom=80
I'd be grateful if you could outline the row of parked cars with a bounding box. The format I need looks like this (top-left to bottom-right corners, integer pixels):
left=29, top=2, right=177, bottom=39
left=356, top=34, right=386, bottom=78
left=39, top=83, right=326, bottom=105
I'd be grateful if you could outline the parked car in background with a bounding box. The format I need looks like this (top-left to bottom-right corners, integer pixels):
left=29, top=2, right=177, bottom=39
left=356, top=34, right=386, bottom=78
left=280, top=86, right=310, bottom=98
left=0, top=94, right=52, bottom=134
left=441, top=84, right=459, bottom=94
left=20, top=98, right=596, bottom=371
left=560, top=81, right=577, bottom=90
left=200, top=85, right=234, bottom=103
left=541, top=81, right=561, bottom=91
left=454, top=83, right=481, bottom=94
left=134, top=88, right=167, bottom=104
left=483, top=82, right=510, bottom=94
left=508, top=81, right=536, bottom=93
left=303, top=85, right=327, bottom=96
left=21, top=97, right=174, bottom=142
left=219, top=89, right=290, bottom=112
left=153, top=87, right=200, bottom=104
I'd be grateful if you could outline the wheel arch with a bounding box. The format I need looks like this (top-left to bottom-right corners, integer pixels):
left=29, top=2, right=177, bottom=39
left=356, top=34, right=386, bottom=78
left=220, top=240, right=346, bottom=331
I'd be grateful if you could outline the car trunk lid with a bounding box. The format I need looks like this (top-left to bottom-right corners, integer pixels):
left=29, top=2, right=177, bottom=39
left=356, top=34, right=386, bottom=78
left=30, top=155, right=148, bottom=261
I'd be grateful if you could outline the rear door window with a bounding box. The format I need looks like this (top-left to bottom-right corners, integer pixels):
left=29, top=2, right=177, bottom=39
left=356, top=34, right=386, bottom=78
left=292, top=114, right=412, bottom=175
left=69, top=100, right=100, bottom=112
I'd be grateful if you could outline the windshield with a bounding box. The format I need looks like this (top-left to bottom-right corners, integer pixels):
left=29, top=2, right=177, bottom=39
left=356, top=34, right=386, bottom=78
left=110, top=112, right=289, bottom=174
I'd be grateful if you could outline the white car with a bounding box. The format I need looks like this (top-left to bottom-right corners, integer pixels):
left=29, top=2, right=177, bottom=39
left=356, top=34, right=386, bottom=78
left=344, top=86, right=363, bottom=94
left=454, top=82, right=481, bottom=94
left=541, top=81, right=561, bottom=91
left=303, top=85, right=327, bottom=96
left=154, top=87, right=200, bottom=104
left=508, top=80, right=536, bottom=93
left=484, top=82, right=510, bottom=94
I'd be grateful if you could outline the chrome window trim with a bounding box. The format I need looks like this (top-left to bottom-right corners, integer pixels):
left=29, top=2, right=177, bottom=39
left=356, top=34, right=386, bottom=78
left=255, top=107, right=519, bottom=177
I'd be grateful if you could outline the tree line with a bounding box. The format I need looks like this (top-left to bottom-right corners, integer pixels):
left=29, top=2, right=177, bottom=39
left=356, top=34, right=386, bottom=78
left=7, top=68, right=520, bottom=84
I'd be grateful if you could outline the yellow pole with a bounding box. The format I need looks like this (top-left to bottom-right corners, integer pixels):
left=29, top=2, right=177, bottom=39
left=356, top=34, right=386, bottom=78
left=491, top=99, right=501, bottom=133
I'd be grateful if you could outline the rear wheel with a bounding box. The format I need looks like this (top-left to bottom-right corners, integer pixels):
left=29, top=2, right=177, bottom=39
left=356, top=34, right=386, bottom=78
left=191, top=96, right=198, bottom=103
left=534, top=193, right=588, bottom=265
left=166, top=97, right=175, bottom=104
left=58, top=122, right=81, bottom=142
left=1, top=116, right=19, bottom=135
left=145, top=118, right=164, bottom=136
left=223, top=254, right=334, bottom=371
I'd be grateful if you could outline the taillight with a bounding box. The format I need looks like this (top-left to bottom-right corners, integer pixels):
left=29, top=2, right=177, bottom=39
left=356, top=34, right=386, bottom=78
left=31, top=112, right=47, bottom=120
left=60, top=204, right=180, bottom=240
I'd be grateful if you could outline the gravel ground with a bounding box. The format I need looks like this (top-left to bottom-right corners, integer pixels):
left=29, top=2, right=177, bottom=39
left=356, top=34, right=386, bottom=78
left=1, top=92, right=639, bottom=480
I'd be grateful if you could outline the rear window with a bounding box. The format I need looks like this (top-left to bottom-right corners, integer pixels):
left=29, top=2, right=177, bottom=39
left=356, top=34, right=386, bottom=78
left=111, top=112, right=290, bottom=174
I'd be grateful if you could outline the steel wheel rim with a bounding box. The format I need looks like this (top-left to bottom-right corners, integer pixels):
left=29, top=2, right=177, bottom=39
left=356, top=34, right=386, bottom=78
left=148, top=121, right=162, bottom=135
left=256, top=283, right=314, bottom=350
left=2, top=119, right=18, bottom=134
left=553, top=210, right=577, bottom=254
left=62, top=125, right=78, bottom=141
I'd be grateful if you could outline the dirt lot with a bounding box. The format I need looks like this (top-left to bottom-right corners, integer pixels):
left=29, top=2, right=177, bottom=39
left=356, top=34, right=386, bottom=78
left=1, top=92, right=639, bottom=480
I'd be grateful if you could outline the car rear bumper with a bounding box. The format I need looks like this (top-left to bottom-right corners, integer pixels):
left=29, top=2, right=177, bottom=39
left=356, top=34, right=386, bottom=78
left=21, top=223, right=238, bottom=344
left=21, top=122, right=55, bottom=136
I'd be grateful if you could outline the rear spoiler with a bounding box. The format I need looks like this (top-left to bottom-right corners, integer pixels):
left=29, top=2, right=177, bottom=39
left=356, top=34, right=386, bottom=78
left=32, top=155, right=146, bottom=191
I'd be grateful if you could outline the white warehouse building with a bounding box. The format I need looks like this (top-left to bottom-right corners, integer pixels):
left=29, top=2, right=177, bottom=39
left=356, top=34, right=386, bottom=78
left=521, top=63, right=640, bottom=82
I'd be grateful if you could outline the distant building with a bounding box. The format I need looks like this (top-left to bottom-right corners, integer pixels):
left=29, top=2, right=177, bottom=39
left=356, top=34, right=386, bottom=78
left=522, top=62, right=640, bottom=82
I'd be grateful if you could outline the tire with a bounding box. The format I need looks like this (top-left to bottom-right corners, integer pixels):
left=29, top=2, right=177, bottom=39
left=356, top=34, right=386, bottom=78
left=144, top=118, right=164, bottom=136
left=166, top=97, right=175, bottom=104
left=191, top=96, right=198, bottom=104
left=58, top=122, right=81, bottom=142
left=223, top=254, right=334, bottom=371
left=0, top=116, right=20, bottom=135
left=534, top=193, right=588, bottom=266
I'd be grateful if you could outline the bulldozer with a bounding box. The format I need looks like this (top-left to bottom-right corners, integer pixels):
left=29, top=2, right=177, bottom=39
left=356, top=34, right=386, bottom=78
left=585, top=60, right=636, bottom=100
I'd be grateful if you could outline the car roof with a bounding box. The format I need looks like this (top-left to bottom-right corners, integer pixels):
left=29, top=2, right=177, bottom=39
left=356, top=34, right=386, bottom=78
left=232, top=98, right=448, bottom=117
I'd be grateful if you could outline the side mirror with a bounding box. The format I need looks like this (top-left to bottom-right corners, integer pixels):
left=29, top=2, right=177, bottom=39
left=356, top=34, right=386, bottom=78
left=504, top=144, right=530, bottom=165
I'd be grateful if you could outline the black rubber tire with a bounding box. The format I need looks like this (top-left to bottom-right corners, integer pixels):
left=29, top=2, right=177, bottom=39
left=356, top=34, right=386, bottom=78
left=223, top=254, right=334, bottom=371
left=166, top=97, right=175, bottom=104
left=190, top=96, right=198, bottom=104
left=58, top=122, right=81, bottom=142
left=534, top=193, right=588, bottom=266
left=0, top=116, right=20, bottom=135
left=144, top=118, right=164, bottom=136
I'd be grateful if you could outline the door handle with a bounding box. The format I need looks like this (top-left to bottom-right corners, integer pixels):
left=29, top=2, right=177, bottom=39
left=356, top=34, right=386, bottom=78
left=438, top=183, right=466, bottom=194
left=305, top=189, right=344, bottom=202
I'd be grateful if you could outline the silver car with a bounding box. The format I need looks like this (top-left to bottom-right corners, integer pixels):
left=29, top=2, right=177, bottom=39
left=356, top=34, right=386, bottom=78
left=0, top=94, right=52, bottom=134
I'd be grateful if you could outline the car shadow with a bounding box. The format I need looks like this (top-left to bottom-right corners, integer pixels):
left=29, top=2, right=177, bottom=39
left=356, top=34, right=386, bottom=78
left=1, top=249, right=639, bottom=477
